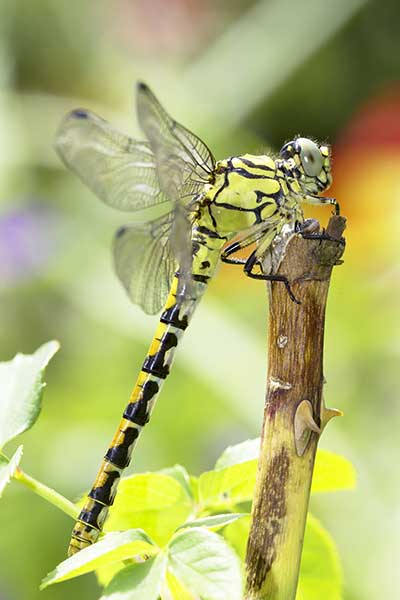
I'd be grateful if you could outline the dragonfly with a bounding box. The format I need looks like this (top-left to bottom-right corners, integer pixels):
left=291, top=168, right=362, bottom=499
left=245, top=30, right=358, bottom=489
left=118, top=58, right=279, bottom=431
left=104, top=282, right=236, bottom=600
left=55, top=82, right=338, bottom=555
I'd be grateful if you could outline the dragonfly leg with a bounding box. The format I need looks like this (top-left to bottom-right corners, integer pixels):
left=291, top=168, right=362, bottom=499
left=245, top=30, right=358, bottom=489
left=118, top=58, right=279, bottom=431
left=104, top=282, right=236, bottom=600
left=243, top=251, right=300, bottom=304
left=302, top=194, right=340, bottom=215
left=220, top=223, right=274, bottom=266
left=297, top=219, right=346, bottom=246
left=221, top=240, right=254, bottom=266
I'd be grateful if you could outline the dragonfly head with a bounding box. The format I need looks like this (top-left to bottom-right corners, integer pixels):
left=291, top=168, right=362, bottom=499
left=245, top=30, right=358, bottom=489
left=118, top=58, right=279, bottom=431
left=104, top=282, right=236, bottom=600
left=279, top=137, right=332, bottom=194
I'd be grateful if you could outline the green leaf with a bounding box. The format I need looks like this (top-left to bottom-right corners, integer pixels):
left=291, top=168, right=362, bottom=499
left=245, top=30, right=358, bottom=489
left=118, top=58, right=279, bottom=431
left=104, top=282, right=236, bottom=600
left=97, top=562, right=131, bottom=589
left=199, top=460, right=257, bottom=507
left=168, top=527, right=242, bottom=600
left=189, top=476, right=199, bottom=503
left=160, top=465, right=192, bottom=499
left=163, top=570, right=196, bottom=600
left=223, top=512, right=343, bottom=598
left=214, top=439, right=356, bottom=497
left=179, top=513, right=248, bottom=532
left=215, top=438, right=259, bottom=469
left=222, top=516, right=251, bottom=562
left=312, top=449, right=356, bottom=493
left=0, top=445, right=23, bottom=497
left=100, top=553, right=167, bottom=600
left=41, top=529, right=157, bottom=588
left=106, top=473, right=193, bottom=546
left=297, top=514, right=343, bottom=600
left=0, top=341, right=59, bottom=450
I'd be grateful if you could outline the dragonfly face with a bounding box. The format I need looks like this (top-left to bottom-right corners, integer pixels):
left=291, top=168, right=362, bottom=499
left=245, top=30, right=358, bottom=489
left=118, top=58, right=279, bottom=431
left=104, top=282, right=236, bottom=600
left=279, top=137, right=332, bottom=195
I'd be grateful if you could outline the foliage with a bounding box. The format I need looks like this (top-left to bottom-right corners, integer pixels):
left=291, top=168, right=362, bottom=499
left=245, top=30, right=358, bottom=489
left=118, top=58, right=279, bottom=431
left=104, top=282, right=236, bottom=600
left=0, top=342, right=355, bottom=599
left=0, top=341, right=59, bottom=497
left=0, top=340, right=59, bottom=450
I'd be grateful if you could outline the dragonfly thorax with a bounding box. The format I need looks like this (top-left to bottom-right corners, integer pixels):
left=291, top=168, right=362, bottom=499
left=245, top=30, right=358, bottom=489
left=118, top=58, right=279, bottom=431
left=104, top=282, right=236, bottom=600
left=202, top=152, right=300, bottom=238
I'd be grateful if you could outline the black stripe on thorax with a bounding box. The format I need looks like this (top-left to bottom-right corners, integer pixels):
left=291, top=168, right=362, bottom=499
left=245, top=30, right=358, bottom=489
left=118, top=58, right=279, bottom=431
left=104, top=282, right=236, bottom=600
left=195, top=224, right=226, bottom=239
left=239, top=157, right=275, bottom=172
left=255, top=190, right=275, bottom=204
left=229, top=166, right=269, bottom=180
left=213, top=166, right=230, bottom=203
left=213, top=199, right=280, bottom=224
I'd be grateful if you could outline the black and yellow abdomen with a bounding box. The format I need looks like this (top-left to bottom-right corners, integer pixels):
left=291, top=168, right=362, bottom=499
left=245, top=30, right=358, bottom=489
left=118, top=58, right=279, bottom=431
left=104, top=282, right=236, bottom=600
left=68, top=258, right=221, bottom=554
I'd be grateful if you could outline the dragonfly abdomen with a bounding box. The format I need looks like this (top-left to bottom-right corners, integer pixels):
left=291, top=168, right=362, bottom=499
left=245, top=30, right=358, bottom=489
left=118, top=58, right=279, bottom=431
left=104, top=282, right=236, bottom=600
left=68, top=274, right=206, bottom=555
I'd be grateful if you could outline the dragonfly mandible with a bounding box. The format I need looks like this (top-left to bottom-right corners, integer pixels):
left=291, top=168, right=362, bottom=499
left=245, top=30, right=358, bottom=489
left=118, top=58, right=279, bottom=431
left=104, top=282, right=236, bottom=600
left=55, top=82, right=338, bottom=555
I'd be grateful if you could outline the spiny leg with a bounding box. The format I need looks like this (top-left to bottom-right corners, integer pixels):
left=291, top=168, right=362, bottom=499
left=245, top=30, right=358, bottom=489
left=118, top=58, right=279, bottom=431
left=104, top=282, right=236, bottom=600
left=220, top=226, right=270, bottom=266
left=243, top=250, right=300, bottom=304
left=303, top=194, right=340, bottom=215
left=222, top=224, right=301, bottom=304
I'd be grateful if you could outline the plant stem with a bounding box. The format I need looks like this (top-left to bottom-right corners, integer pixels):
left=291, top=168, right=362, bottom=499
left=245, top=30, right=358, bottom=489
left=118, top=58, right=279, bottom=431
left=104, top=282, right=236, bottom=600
left=244, top=216, right=346, bottom=600
left=14, top=466, right=79, bottom=520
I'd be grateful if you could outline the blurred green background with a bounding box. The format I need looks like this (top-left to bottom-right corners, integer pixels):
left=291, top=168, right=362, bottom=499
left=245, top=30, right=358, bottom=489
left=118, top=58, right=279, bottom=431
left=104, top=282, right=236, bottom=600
left=0, top=0, right=399, bottom=598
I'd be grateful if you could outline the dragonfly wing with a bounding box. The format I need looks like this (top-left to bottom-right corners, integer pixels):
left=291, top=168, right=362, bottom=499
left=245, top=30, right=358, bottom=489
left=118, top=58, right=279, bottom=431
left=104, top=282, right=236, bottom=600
left=55, top=109, right=169, bottom=212
left=113, top=212, right=177, bottom=315
left=136, top=83, right=215, bottom=295
left=136, top=82, right=215, bottom=201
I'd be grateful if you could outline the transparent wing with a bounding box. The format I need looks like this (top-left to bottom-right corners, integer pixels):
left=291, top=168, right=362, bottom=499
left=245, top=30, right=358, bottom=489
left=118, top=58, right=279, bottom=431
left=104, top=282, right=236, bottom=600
left=113, top=212, right=177, bottom=315
left=136, top=83, right=216, bottom=295
left=136, top=82, right=216, bottom=202
left=55, top=108, right=169, bottom=212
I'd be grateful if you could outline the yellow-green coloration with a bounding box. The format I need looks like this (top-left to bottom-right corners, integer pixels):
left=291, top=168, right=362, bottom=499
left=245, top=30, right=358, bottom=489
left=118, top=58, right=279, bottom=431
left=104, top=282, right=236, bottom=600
left=55, top=83, right=337, bottom=555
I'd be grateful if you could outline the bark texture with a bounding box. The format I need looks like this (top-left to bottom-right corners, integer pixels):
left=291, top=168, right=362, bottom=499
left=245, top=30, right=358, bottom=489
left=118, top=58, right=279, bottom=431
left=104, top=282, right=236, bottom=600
left=245, top=216, right=346, bottom=600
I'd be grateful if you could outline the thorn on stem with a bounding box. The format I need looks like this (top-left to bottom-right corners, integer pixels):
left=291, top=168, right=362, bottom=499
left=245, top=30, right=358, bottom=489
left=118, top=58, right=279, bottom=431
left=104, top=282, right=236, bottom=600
left=294, top=400, right=321, bottom=457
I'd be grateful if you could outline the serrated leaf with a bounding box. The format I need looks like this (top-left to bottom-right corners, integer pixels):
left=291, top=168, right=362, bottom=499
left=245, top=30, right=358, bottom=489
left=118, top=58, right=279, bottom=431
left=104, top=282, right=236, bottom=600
left=297, top=514, right=343, bottom=600
left=312, top=449, right=356, bottom=493
left=100, top=553, right=167, bottom=600
left=41, top=529, right=157, bottom=588
left=0, top=341, right=59, bottom=450
left=0, top=445, right=23, bottom=497
left=168, top=528, right=242, bottom=600
left=179, top=513, right=248, bottom=532
left=199, top=460, right=257, bottom=507
left=106, top=473, right=193, bottom=546
left=215, top=439, right=259, bottom=469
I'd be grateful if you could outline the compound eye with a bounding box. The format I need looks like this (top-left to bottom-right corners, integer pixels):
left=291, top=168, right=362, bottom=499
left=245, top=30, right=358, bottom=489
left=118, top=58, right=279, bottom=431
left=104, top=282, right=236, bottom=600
left=297, top=137, right=323, bottom=177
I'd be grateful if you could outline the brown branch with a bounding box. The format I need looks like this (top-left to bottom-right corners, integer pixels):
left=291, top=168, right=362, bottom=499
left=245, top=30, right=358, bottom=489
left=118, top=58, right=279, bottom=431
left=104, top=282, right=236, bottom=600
left=244, top=215, right=346, bottom=600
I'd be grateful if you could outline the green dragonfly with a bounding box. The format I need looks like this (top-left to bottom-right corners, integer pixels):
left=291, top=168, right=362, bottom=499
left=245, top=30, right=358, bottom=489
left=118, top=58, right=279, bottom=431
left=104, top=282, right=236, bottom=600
left=55, top=82, right=338, bottom=555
